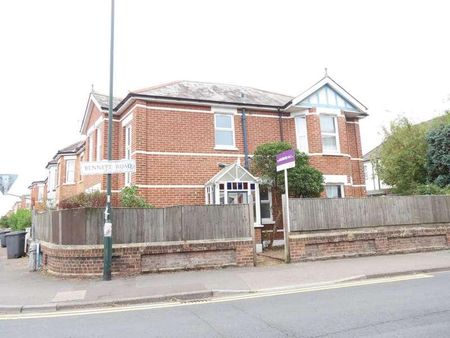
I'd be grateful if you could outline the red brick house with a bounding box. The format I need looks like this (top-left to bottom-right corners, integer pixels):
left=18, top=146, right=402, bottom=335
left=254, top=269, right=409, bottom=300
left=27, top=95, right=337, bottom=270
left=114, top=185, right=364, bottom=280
left=50, top=141, right=85, bottom=206
left=79, top=75, right=367, bottom=248
left=28, top=180, right=47, bottom=210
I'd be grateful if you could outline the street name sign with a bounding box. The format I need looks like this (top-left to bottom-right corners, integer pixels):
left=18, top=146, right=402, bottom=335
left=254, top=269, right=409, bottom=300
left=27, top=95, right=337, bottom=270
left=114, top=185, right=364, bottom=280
left=81, top=160, right=136, bottom=176
left=276, top=149, right=295, bottom=172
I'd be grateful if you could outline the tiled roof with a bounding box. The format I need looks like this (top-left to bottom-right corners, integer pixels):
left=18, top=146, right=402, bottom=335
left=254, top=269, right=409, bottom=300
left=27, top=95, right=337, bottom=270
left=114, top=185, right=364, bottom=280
left=56, top=140, right=85, bottom=156
left=132, top=80, right=293, bottom=107
left=92, top=92, right=122, bottom=110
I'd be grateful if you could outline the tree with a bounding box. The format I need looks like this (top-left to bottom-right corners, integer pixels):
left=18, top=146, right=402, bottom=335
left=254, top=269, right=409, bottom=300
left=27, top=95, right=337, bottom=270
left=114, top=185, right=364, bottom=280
left=376, top=117, right=428, bottom=194
left=7, top=209, right=32, bottom=231
left=426, top=124, right=450, bottom=188
left=251, top=142, right=324, bottom=246
left=0, top=215, right=9, bottom=228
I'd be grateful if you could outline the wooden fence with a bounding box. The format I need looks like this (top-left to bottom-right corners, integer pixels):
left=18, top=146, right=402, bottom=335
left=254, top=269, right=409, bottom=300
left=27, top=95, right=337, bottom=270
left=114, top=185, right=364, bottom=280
left=33, top=205, right=252, bottom=245
left=285, top=195, right=450, bottom=232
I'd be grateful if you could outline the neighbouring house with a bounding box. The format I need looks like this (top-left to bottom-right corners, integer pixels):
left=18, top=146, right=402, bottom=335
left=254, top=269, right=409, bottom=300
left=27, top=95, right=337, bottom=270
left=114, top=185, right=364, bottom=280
left=77, top=75, right=368, bottom=248
left=51, top=141, right=85, bottom=205
left=20, top=194, right=31, bottom=209
left=28, top=180, right=47, bottom=210
left=363, top=145, right=391, bottom=196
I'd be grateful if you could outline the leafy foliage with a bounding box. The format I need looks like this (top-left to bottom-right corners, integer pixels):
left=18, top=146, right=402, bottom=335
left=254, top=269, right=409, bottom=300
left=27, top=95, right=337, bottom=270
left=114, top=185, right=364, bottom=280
left=251, top=142, right=324, bottom=197
left=0, top=215, right=9, bottom=228
left=119, top=186, right=153, bottom=208
left=7, top=208, right=32, bottom=231
left=251, top=142, right=323, bottom=246
left=426, top=124, right=450, bottom=188
left=376, top=117, right=428, bottom=194
left=59, top=191, right=107, bottom=209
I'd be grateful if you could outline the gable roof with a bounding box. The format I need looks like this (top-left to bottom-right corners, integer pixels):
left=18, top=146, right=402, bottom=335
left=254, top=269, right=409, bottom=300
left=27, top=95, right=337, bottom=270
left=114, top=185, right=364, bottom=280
left=115, top=80, right=293, bottom=112
left=50, top=140, right=85, bottom=163
left=80, top=92, right=122, bottom=134
left=289, top=75, right=368, bottom=115
left=363, top=144, right=382, bottom=161
left=91, top=92, right=122, bottom=110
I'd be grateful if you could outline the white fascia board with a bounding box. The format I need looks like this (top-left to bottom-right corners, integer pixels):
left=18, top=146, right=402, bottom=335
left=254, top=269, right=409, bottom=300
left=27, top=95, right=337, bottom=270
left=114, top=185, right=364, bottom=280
left=63, top=155, right=77, bottom=160
left=81, top=94, right=108, bottom=135
left=289, top=77, right=367, bottom=113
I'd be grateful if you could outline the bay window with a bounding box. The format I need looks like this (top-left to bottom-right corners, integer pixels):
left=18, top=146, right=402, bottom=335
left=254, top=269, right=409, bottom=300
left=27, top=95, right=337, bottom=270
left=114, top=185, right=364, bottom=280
left=65, top=159, right=75, bottom=184
left=295, top=115, right=309, bottom=153
left=125, top=124, right=132, bottom=186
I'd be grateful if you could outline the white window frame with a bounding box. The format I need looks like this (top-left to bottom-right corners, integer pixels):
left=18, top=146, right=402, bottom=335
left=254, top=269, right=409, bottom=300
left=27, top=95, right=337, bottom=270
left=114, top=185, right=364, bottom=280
left=96, top=127, right=102, bottom=161
left=124, top=124, right=132, bottom=186
left=325, top=184, right=344, bottom=198
left=88, top=134, right=94, bottom=161
left=320, top=114, right=340, bottom=154
left=65, top=159, right=75, bottom=184
left=214, top=112, right=236, bottom=150
left=295, top=115, right=309, bottom=153
left=259, top=187, right=273, bottom=224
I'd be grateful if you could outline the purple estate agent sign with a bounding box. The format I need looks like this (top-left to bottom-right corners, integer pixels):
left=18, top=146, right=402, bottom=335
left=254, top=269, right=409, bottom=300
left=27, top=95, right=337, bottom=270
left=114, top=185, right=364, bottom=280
left=276, top=149, right=296, bottom=172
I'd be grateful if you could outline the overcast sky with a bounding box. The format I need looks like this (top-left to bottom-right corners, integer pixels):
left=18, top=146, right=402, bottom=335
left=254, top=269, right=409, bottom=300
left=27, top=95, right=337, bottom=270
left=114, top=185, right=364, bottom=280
left=1, top=0, right=449, bottom=214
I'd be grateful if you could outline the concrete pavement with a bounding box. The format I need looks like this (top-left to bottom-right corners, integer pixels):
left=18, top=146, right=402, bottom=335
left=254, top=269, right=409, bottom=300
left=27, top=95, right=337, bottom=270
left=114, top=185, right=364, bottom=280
left=1, top=246, right=450, bottom=313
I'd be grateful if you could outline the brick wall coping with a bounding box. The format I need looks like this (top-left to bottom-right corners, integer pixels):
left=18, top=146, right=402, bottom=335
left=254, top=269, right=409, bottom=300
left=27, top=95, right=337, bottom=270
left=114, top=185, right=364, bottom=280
left=40, top=237, right=253, bottom=251
left=290, top=223, right=450, bottom=241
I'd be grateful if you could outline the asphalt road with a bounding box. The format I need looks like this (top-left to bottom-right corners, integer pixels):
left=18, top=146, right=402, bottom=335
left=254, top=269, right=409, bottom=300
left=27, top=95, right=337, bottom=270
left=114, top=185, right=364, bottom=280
left=1, top=272, right=450, bottom=338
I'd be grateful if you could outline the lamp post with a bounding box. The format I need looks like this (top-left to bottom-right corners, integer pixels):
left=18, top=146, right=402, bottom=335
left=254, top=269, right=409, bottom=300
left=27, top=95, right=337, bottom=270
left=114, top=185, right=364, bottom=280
left=103, top=0, right=115, bottom=281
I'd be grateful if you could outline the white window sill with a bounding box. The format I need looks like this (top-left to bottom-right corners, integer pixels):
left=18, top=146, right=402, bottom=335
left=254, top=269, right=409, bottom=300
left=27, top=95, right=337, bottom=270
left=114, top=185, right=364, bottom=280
left=253, top=223, right=264, bottom=228
left=322, top=152, right=342, bottom=156
left=262, top=220, right=275, bottom=225
left=214, top=146, right=238, bottom=151
left=63, top=182, right=76, bottom=186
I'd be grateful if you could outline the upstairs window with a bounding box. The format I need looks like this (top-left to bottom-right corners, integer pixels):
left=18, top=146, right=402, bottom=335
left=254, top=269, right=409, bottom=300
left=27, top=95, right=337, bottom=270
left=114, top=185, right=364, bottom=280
left=295, top=116, right=309, bottom=153
left=65, top=160, right=75, bottom=184
left=214, top=114, right=235, bottom=149
left=320, top=115, right=339, bottom=153
left=88, top=135, right=94, bottom=161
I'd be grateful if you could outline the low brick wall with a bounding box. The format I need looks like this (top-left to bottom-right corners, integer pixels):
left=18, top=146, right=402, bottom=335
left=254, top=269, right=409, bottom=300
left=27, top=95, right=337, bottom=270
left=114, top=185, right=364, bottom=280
left=289, top=224, right=450, bottom=262
left=40, top=238, right=254, bottom=277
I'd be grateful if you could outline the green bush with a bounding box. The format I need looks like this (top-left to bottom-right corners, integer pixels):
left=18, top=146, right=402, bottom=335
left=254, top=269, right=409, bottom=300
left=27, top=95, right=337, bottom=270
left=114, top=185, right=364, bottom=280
left=7, top=209, right=32, bottom=231
left=0, top=215, right=9, bottom=228
left=412, top=184, right=450, bottom=195
left=119, top=186, right=153, bottom=208
left=426, top=124, right=450, bottom=188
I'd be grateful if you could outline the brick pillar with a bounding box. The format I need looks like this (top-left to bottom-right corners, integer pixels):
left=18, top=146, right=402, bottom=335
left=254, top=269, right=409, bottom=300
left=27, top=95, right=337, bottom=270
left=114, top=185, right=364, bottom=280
left=254, top=227, right=263, bottom=253
left=289, top=237, right=305, bottom=262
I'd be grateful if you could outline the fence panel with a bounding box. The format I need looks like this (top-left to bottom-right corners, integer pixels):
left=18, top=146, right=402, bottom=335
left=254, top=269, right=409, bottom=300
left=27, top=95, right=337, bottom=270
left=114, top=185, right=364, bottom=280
left=287, top=195, right=450, bottom=232
left=33, top=204, right=252, bottom=245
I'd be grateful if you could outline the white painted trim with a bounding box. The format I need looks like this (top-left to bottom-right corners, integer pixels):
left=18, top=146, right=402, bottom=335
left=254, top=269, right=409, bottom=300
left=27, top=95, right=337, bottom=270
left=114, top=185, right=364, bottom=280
left=63, top=155, right=77, bottom=160
left=212, top=106, right=237, bottom=115
left=121, top=113, right=133, bottom=127
left=294, top=115, right=309, bottom=153
left=290, top=76, right=367, bottom=112
left=352, top=184, right=366, bottom=187
left=214, top=112, right=236, bottom=149
left=346, top=121, right=360, bottom=125
left=323, top=175, right=347, bottom=184
left=136, top=184, right=204, bottom=189
left=317, top=107, right=341, bottom=115
left=350, top=158, right=363, bottom=161
left=132, top=150, right=245, bottom=158
left=214, top=146, right=239, bottom=151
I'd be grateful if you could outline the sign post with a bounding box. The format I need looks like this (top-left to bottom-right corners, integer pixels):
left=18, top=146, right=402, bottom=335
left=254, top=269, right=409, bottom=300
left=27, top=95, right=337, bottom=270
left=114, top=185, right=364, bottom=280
left=81, top=158, right=135, bottom=280
left=276, top=149, right=295, bottom=263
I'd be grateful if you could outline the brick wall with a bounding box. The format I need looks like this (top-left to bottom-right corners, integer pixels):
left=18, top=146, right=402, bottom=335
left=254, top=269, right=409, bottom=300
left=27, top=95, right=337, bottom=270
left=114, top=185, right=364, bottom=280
left=40, top=239, right=254, bottom=277
left=289, top=224, right=450, bottom=262
left=80, top=97, right=366, bottom=208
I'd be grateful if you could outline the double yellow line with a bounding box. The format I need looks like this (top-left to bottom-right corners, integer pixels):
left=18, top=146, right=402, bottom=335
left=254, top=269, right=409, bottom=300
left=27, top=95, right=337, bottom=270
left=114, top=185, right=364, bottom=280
left=0, top=273, right=432, bottom=321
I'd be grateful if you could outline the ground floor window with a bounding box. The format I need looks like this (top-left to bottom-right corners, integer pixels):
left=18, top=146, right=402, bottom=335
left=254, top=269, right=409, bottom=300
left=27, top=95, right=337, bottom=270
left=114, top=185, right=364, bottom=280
left=259, top=187, right=273, bottom=223
left=325, top=184, right=343, bottom=198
